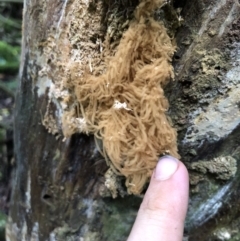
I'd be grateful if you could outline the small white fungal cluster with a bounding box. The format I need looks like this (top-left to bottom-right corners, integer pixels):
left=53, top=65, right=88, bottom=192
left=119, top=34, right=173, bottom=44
left=76, top=118, right=87, bottom=132
left=113, top=100, right=131, bottom=110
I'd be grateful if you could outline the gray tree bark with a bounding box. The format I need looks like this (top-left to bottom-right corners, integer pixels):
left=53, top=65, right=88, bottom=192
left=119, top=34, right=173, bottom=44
left=7, top=0, right=240, bottom=240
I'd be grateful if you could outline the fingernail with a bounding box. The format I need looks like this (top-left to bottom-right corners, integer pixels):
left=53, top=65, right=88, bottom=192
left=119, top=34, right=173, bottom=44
left=155, top=155, right=179, bottom=180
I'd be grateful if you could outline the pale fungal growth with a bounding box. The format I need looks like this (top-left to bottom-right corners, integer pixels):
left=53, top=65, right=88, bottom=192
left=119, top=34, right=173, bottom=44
left=63, top=0, right=179, bottom=194
left=103, top=169, right=124, bottom=199
left=62, top=110, right=89, bottom=137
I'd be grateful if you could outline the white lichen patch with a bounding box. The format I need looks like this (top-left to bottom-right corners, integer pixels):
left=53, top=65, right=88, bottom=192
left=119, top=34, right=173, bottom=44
left=190, top=156, right=237, bottom=180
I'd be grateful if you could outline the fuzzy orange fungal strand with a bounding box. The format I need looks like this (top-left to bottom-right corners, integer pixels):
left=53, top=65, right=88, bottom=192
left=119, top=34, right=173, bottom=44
left=71, top=0, right=179, bottom=194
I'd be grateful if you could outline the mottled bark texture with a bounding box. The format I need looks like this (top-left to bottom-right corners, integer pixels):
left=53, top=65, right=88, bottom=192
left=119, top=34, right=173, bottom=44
left=7, top=0, right=240, bottom=240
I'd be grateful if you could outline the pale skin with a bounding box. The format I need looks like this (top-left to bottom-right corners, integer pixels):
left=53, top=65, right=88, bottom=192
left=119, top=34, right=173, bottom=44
left=127, top=156, right=189, bottom=241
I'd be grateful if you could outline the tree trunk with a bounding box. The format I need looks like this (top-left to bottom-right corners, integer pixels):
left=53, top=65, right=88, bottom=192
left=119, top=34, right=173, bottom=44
left=7, top=0, right=240, bottom=240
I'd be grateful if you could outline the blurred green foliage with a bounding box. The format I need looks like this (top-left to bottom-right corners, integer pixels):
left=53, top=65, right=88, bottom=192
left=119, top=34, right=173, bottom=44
left=0, top=2, right=22, bottom=44
left=0, top=6, right=22, bottom=241
left=0, top=212, right=7, bottom=240
left=0, top=41, right=20, bottom=73
left=0, top=2, right=22, bottom=74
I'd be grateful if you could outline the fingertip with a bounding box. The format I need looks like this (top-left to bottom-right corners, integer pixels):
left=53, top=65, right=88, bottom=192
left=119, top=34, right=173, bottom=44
left=128, top=157, right=189, bottom=241
left=154, top=155, right=179, bottom=181
left=143, top=157, right=189, bottom=214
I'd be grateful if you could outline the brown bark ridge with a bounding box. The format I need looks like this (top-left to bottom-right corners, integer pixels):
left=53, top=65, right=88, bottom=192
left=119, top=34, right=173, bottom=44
left=7, top=0, right=240, bottom=240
